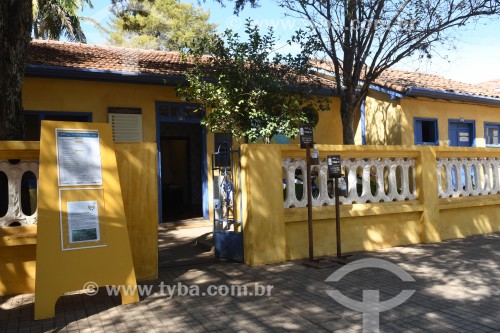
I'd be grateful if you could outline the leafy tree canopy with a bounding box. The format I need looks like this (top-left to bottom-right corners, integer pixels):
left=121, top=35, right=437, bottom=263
left=178, top=19, right=330, bottom=143
left=107, top=0, right=217, bottom=51
left=32, top=0, right=92, bottom=42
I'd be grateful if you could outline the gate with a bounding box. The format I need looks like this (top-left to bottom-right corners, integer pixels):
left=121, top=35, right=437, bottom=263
left=212, top=144, right=243, bottom=262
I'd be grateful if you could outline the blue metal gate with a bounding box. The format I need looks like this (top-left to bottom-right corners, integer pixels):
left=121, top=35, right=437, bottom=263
left=212, top=145, right=243, bottom=262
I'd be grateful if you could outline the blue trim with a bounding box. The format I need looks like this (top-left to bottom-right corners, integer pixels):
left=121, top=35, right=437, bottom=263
left=370, top=84, right=500, bottom=107
left=24, top=110, right=93, bottom=121
left=448, top=119, right=476, bottom=147
left=155, top=101, right=209, bottom=223
left=369, top=84, right=405, bottom=100
left=414, top=117, right=439, bottom=146
left=201, top=127, right=209, bottom=219
left=26, top=64, right=338, bottom=96
left=484, top=122, right=500, bottom=147
left=156, top=107, right=163, bottom=224
left=360, top=100, right=366, bottom=145
left=406, top=87, right=500, bottom=107
left=157, top=116, right=202, bottom=124
left=26, top=64, right=185, bottom=86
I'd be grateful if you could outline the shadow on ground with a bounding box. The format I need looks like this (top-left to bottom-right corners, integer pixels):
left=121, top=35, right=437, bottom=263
left=1, top=233, right=499, bottom=332
left=157, top=222, right=219, bottom=268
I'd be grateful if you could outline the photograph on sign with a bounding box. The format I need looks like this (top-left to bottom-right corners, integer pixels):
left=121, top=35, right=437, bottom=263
left=59, top=188, right=107, bottom=251
left=67, top=200, right=100, bottom=243
left=56, top=129, right=103, bottom=186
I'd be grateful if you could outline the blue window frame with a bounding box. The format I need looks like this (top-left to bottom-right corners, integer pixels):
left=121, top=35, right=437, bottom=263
left=485, top=123, right=500, bottom=147
left=156, top=102, right=203, bottom=124
left=24, top=111, right=92, bottom=140
left=414, top=117, right=438, bottom=145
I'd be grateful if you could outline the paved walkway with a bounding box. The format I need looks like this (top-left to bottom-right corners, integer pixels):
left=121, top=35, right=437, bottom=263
left=158, top=223, right=215, bottom=268
left=1, top=233, right=499, bottom=332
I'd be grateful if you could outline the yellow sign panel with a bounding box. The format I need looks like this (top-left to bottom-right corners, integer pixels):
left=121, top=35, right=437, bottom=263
left=35, top=121, right=139, bottom=320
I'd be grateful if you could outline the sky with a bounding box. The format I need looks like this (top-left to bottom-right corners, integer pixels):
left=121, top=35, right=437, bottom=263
left=81, top=0, right=500, bottom=84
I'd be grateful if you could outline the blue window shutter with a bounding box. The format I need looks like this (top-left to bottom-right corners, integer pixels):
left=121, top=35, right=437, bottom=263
left=433, top=121, right=439, bottom=145
left=414, top=120, right=423, bottom=144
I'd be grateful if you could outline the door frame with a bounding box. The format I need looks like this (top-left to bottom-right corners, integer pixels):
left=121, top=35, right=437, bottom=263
left=448, top=119, right=476, bottom=147
left=155, top=102, right=208, bottom=223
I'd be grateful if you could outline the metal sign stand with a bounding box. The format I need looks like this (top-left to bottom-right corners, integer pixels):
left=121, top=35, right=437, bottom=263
left=299, top=125, right=315, bottom=262
left=300, top=125, right=339, bottom=269
left=327, top=155, right=352, bottom=265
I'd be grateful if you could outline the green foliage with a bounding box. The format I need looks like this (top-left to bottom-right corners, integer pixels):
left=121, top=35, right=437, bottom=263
left=178, top=20, right=330, bottom=143
left=107, top=0, right=217, bottom=51
left=32, top=0, right=92, bottom=42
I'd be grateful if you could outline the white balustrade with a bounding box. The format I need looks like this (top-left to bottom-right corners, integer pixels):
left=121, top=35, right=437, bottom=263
left=0, top=160, right=39, bottom=227
left=283, top=157, right=416, bottom=208
left=437, top=158, right=500, bottom=198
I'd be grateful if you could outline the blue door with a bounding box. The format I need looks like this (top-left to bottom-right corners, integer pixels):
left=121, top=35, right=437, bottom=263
left=448, top=120, right=475, bottom=190
left=449, top=121, right=474, bottom=147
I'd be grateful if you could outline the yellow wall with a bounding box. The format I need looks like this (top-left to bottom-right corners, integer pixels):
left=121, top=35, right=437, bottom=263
left=364, top=91, right=500, bottom=147
left=312, top=98, right=343, bottom=144
left=241, top=144, right=500, bottom=265
left=23, top=78, right=182, bottom=143
left=0, top=228, right=37, bottom=295
left=0, top=142, right=39, bottom=295
left=365, top=90, right=403, bottom=145
left=400, top=98, right=500, bottom=147
left=115, top=143, right=158, bottom=281
left=23, top=78, right=344, bottom=145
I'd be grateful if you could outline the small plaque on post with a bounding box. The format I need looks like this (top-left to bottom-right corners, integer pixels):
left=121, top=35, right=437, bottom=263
left=299, top=124, right=314, bottom=149
left=327, top=155, right=342, bottom=178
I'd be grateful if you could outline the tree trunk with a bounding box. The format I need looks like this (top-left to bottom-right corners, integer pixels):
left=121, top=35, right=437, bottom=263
left=0, top=0, right=32, bottom=140
left=340, top=93, right=356, bottom=145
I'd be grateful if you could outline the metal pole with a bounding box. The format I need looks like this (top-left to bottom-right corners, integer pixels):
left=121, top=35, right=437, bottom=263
left=335, top=176, right=342, bottom=258
left=306, top=146, right=314, bottom=261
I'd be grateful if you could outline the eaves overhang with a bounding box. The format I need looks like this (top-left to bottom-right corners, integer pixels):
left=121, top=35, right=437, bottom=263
left=369, top=84, right=500, bottom=107
left=25, top=64, right=185, bottom=86
left=26, top=64, right=339, bottom=97
left=405, top=87, right=500, bottom=107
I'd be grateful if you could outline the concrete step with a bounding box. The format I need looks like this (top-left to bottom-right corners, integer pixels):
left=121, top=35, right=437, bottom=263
left=196, top=232, right=214, bottom=253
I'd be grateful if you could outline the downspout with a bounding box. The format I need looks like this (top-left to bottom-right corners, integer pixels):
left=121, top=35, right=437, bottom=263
left=361, top=99, right=366, bottom=145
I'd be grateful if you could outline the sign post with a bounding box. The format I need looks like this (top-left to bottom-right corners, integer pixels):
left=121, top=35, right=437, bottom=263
left=300, top=125, right=314, bottom=262
left=327, top=155, right=349, bottom=262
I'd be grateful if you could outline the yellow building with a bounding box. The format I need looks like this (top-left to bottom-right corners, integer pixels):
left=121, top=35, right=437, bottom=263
left=363, top=69, right=500, bottom=147
left=24, top=40, right=500, bottom=224
left=1, top=39, right=498, bottom=289
left=24, top=39, right=346, bottom=225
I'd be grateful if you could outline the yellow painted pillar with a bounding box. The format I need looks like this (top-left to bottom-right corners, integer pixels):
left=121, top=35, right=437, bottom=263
left=417, top=146, right=441, bottom=243
left=241, top=144, right=286, bottom=265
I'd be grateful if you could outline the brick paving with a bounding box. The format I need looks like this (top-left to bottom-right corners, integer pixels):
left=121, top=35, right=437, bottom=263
left=1, top=232, right=499, bottom=332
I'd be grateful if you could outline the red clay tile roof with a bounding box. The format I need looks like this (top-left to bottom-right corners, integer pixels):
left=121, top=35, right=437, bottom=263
left=477, top=79, right=500, bottom=92
left=28, top=39, right=195, bottom=76
left=313, top=60, right=500, bottom=99
left=28, top=39, right=500, bottom=100
left=374, top=70, right=500, bottom=99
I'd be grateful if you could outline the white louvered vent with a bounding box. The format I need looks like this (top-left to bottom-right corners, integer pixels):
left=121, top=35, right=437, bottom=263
left=108, top=113, right=143, bottom=142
